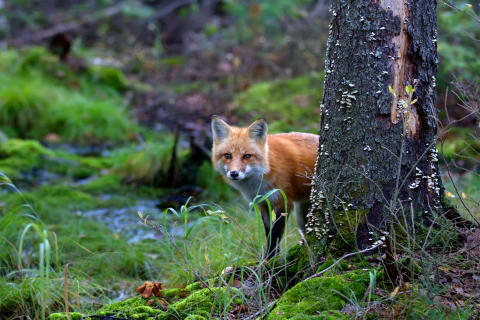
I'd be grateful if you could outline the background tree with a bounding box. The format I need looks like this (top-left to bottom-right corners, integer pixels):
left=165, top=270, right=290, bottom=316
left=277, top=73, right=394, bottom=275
left=305, top=0, right=447, bottom=256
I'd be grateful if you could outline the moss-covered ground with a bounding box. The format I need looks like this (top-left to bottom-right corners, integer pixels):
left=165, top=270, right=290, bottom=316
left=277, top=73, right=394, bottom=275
left=1, top=47, right=478, bottom=320
left=0, top=48, right=266, bottom=319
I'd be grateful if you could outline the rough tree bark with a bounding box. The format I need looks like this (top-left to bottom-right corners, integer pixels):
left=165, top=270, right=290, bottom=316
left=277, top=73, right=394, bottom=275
left=305, top=0, right=445, bottom=254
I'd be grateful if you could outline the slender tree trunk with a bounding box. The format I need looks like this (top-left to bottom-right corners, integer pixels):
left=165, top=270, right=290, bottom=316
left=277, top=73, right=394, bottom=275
left=306, top=0, right=444, bottom=254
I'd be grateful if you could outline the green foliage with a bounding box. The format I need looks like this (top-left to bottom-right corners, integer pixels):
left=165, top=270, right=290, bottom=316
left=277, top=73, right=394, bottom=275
left=0, top=47, right=134, bottom=144
left=391, top=285, right=477, bottom=319
left=444, top=171, right=480, bottom=222
left=225, top=0, right=314, bottom=40
left=195, top=161, right=235, bottom=202
left=234, top=72, right=324, bottom=133
left=93, top=66, right=129, bottom=92
left=167, top=287, right=242, bottom=318
left=0, top=85, right=47, bottom=138
left=438, top=127, right=480, bottom=164
left=0, top=139, right=54, bottom=179
left=115, top=139, right=185, bottom=185
left=438, top=2, right=480, bottom=87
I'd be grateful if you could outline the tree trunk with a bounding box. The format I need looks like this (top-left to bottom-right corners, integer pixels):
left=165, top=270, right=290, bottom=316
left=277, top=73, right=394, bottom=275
left=306, top=0, right=444, bottom=254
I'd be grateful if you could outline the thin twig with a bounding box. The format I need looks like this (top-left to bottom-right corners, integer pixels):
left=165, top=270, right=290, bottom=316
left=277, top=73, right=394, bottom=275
left=9, top=0, right=200, bottom=46
left=244, top=300, right=278, bottom=320
left=304, top=242, right=383, bottom=281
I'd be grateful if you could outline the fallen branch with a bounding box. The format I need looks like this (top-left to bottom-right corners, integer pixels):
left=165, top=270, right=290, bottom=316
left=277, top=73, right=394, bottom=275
left=9, top=0, right=199, bottom=46
left=244, top=300, right=278, bottom=320
left=9, top=3, right=126, bottom=46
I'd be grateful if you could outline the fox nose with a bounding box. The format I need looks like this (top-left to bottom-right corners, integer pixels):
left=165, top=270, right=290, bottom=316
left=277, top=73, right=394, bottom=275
left=230, top=171, right=239, bottom=178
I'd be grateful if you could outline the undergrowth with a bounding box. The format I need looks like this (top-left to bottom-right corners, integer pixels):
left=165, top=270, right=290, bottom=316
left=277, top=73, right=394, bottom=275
left=0, top=48, right=134, bottom=145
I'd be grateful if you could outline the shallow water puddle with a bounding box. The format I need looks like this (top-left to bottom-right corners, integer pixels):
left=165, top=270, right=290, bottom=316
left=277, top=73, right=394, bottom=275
left=78, top=199, right=192, bottom=243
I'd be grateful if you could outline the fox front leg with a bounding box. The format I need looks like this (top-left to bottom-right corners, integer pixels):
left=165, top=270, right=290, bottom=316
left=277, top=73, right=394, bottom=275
left=261, top=203, right=290, bottom=259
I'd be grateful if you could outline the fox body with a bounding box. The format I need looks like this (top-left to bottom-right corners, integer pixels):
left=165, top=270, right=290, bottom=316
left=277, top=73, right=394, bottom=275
left=211, top=117, right=319, bottom=258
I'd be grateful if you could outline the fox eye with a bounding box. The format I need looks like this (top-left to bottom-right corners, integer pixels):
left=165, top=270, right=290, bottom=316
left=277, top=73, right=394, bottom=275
left=224, top=153, right=232, bottom=159
left=243, top=154, right=252, bottom=160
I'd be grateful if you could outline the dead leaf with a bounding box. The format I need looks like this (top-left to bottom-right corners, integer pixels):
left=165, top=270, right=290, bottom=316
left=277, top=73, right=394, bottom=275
left=232, top=279, right=242, bottom=288
left=136, top=281, right=164, bottom=299
left=232, top=304, right=249, bottom=314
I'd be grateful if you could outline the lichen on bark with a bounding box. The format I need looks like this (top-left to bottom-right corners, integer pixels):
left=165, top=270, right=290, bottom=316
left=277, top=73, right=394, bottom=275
left=306, top=0, right=443, bottom=255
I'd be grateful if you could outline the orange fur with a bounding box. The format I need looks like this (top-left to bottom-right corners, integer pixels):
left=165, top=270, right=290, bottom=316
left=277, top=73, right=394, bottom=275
left=262, top=133, right=319, bottom=201
left=211, top=117, right=319, bottom=257
left=211, top=118, right=318, bottom=245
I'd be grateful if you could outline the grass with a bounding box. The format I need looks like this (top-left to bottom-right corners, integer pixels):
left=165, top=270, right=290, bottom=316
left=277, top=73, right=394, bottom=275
left=1, top=46, right=479, bottom=319
left=0, top=48, right=135, bottom=145
left=233, top=72, right=324, bottom=133
left=0, top=167, right=305, bottom=319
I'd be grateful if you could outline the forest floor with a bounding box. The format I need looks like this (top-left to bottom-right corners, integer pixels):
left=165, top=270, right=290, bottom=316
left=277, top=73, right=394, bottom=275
left=0, top=45, right=479, bottom=319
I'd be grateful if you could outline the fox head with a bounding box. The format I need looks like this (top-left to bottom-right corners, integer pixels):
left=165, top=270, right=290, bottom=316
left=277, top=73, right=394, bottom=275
left=211, top=117, right=269, bottom=181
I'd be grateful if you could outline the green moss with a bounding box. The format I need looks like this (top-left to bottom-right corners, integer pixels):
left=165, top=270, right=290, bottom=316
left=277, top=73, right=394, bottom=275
left=70, top=166, right=95, bottom=180
left=18, top=47, right=67, bottom=76
left=0, top=139, right=53, bottom=158
left=185, top=315, right=207, bottom=320
left=97, top=287, right=241, bottom=320
left=268, top=244, right=316, bottom=289
left=79, top=174, right=124, bottom=194
left=184, top=281, right=204, bottom=292
left=47, top=312, right=84, bottom=320
left=268, top=270, right=371, bottom=319
left=161, top=287, right=191, bottom=299
left=167, top=287, right=242, bottom=318
left=330, top=209, right=369, bottom=253
left=0, top=139, right=54, bottom=178
left=94, top=66, right=129, bottom=92
left=96, top=296, right=166, bottom=319
left=234, top=72, right=324, bottom=133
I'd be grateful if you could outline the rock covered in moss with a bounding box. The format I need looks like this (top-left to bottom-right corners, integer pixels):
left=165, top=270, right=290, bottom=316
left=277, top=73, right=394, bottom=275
left=94, top=286, right=242, bottom=320
left=168, top=287, right=242, bottom=317
left=268, top=270, right=371, bottom=319
left=95, top=66, right=129, bottom=92
left=0, top=139, right=54, bottom=178
left=47, top=312, right=84, bottom=320
left=0, top=139, right=53, bottom=158
left=95, top=295, right=166, bottom=319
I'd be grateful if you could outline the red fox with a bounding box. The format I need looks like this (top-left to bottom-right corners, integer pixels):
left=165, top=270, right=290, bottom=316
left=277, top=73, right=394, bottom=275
left=211, top=117, right=319, bottom=258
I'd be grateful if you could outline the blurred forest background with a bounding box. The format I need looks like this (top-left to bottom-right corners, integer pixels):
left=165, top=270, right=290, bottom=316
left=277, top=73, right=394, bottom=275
left=0, top=0, right=479, bottom=319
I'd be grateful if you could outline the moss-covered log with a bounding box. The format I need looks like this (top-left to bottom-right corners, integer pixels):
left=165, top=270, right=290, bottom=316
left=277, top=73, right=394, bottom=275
left=306, top=0, right=444, bottom=253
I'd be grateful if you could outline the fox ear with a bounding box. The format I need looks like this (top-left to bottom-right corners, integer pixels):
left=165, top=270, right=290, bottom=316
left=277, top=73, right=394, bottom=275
left=248, top=119, right=268, bottom=143
left=211, top=116, right=231, bottom=142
